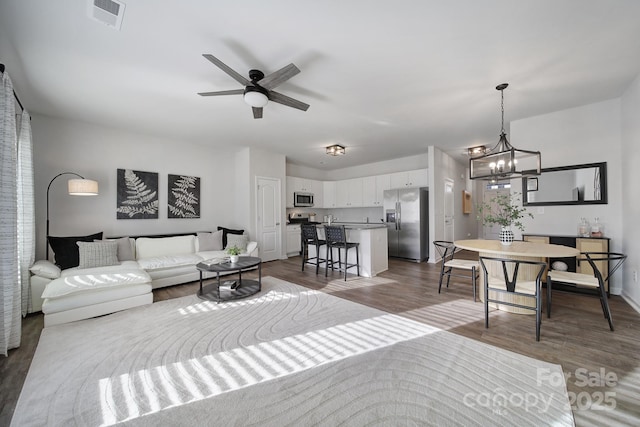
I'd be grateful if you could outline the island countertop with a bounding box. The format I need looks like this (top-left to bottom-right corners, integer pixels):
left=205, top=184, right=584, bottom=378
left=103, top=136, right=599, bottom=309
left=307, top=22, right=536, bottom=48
left=317, top=222, right=387, bottom=230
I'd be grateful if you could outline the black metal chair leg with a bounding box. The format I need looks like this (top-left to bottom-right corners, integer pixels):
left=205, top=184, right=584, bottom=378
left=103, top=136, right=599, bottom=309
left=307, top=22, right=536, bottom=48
left=536, top=286, right=542, bottom=342
left=546, top=277, right=552, bottom=319
left=471, top=266, right=477, bottom=302
left=484, top=271, right=489, bottom=329
left=356, top=246, right=360, bottom=277
left=301, top=243, right=306, bottom=272
left=599, top=283, right=614, bottom=331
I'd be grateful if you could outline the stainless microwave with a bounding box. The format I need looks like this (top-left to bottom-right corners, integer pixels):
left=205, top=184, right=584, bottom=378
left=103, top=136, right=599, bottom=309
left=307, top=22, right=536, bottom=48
left=294, top=192, right=314, bottom=207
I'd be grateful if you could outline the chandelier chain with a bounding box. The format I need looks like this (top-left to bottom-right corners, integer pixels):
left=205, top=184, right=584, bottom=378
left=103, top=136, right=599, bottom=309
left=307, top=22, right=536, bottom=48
left=500, top=88, right=505, bottom=133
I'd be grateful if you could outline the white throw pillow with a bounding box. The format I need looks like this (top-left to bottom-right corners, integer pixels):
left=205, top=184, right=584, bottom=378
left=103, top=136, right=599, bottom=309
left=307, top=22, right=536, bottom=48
left=29, top=260, right=61, bottom=279
left=77, top=241, right=119, bottom=269
left=225, top=234, right=249, bottom=252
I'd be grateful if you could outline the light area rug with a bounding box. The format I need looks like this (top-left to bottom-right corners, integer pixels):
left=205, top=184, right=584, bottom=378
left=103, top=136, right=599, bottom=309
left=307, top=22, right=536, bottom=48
left=12, top=277, right=574, bottom=426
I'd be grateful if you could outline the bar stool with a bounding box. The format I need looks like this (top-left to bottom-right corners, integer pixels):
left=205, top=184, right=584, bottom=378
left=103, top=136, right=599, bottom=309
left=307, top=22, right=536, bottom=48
left=324, top=225, right=360, bottom=281
left=300, top=224, right=327, bottom=274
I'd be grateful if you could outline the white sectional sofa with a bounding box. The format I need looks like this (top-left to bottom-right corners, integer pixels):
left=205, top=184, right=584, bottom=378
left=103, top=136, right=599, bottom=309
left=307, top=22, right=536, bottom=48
left=29, top=231, right=258, bottom=327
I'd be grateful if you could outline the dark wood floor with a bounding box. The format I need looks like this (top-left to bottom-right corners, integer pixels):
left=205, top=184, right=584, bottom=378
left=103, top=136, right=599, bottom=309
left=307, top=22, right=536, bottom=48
left=2, top=253, right=639, bottom=426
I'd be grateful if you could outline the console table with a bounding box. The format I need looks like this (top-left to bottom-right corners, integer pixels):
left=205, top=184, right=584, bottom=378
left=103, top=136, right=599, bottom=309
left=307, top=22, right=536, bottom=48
left=523, top=234, right=610, bottom=294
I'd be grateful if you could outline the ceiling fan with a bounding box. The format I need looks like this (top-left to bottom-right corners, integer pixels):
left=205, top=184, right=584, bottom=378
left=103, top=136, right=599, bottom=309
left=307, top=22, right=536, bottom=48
left=198, top=54, right=310, bottom=119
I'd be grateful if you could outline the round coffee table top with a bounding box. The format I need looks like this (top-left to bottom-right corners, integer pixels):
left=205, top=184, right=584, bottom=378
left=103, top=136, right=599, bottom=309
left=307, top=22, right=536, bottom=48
left=196, top=256, right=261, bottom=273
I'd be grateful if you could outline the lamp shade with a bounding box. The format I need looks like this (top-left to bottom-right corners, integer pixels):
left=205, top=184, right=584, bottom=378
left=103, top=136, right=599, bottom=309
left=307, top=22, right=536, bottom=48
left=68, top=179, right=99, bottom=196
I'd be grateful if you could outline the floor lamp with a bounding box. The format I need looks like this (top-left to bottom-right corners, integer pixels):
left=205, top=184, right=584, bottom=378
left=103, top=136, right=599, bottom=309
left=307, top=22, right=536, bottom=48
left=46, top=172, right=99, bottom=260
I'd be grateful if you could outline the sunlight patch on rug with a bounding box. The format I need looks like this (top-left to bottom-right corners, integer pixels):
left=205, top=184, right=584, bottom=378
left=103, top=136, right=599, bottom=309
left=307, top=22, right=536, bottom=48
left=96, top=313, right=440, bottom=425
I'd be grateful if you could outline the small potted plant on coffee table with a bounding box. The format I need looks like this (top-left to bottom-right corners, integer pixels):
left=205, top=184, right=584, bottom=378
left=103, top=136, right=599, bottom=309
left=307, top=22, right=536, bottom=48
left=226, top=245, right=241, bottom=263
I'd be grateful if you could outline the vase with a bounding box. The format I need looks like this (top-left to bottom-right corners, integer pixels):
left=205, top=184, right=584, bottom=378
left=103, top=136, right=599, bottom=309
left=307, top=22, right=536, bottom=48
left=229, top=255, right=239, bottom=263
left=499, top=227, right=514, bottom=246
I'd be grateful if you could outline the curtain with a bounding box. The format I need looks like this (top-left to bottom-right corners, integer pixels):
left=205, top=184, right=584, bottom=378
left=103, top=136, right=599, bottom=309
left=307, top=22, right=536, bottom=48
left=18, top=110, right=35, bottom=316
left=1, top=71, right=21, bottom=355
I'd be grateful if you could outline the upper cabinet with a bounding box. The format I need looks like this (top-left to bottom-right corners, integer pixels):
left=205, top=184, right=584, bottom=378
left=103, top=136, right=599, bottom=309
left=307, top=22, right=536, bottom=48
left=287, top=168, right=427, bottom=209
left=363, top=174, right=391, bottom=207
left=336, top=178, right=363, bottom=207
left=323, top=181, right=336, bottom=208
left=389, top=168, right=428, bottom=189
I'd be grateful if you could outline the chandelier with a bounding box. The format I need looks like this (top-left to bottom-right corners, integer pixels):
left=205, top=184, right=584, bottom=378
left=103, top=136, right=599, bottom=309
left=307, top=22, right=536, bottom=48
left=469, top=83, right=541, bottom=180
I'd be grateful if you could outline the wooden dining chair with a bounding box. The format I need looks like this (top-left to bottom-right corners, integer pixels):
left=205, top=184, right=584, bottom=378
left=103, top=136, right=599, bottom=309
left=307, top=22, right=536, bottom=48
left=547, top=252, right=626, bottom=331
left=479, top=256, right=547, bottom=341
left=433, top=241, right=480, bottom=301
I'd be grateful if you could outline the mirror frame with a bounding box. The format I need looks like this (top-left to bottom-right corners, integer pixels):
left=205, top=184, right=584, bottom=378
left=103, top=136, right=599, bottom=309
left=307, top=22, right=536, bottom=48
left=522, top=162, right=607, bottom=206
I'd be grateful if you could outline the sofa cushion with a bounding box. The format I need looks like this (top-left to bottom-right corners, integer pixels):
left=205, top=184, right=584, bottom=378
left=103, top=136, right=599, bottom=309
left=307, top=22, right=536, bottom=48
left=136, top=235, right=196, bottom=259
left=197, top=231, right=223, bottom=251
left=29, top=260, right=61, bottom=280
left=217, top=227, right=244, bottom=248
left=42, top=266, right=151, bottom=299
left=225, top=233, right=249, bottom=252
left=77, top=241, right=119, bottom=269
left=48, top=232, right=104, bottom=270
left=136, top=253, right=203, bottom=271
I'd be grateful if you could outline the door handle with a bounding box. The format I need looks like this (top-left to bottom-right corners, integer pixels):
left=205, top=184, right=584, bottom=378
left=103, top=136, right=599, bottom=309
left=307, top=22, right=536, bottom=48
left=276, top=222, right=280, bottom=225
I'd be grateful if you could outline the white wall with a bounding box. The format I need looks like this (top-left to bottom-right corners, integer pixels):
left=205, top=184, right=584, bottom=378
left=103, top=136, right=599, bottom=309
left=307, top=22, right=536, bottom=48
left=428, top=146, right=479, bottom=262
left=510, top=98, right=625, bottom=293
left=32, top=114, right=240, bottom=259
left=246, top=147, right=287, bottom=257
left=621, top=72, right=640, bottom=310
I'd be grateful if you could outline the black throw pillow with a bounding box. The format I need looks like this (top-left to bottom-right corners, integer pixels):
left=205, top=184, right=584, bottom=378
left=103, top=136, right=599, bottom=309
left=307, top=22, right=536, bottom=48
left=48, top=232, right=104, bottom=270
left=217, top=227, right=245, bottom=248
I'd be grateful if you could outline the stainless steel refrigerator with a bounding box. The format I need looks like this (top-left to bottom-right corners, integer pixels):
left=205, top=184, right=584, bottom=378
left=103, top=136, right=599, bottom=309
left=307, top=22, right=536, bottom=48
left=384, top=187, right=429, bottom=261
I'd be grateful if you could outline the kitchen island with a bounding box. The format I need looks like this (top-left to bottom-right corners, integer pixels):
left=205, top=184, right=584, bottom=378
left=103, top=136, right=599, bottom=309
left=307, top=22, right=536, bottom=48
left=308, top=223, right=388, bottom=278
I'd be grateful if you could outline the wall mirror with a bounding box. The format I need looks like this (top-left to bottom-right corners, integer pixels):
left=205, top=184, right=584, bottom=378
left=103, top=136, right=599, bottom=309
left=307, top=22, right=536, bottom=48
left=522, top=162, right=607, bottom=206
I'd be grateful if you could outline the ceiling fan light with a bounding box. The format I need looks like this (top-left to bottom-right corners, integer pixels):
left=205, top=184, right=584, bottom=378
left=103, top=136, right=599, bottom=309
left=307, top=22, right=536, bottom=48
left=243, top=87, right=269, bottom=108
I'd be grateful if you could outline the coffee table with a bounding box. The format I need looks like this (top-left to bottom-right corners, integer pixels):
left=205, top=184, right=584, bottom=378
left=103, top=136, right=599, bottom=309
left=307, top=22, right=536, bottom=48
left=196, top=256, right=262, bottom=303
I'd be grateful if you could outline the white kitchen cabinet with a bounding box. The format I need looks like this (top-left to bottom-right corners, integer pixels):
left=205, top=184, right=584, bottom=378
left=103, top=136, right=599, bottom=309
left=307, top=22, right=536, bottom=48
left=335, top=178, right=363, bottom=207
left=286, top=224, right=301, bottom=256
left=363, top=174, right=391, bottom=206
left=323, top=181, right=336, bottom=208
left=390, top=168, right=428, bottom=189
left=311, top=180, right=324, bottom=208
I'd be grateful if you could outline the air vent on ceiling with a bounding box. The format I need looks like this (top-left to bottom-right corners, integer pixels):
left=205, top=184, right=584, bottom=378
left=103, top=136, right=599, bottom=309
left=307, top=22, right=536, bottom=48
left=89, top=0, right=126, bottom=30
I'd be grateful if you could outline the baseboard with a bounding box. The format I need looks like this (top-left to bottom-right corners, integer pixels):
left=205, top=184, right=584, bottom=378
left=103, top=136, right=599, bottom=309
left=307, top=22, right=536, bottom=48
left=621, top=292, right=640, bottom=314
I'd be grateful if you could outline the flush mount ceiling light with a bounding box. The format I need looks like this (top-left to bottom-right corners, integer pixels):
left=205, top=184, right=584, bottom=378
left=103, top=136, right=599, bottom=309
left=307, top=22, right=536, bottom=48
left=467, top=145, right=488, bottom=157
left=469, top=83, right=541, bottom=180
left=326, top=144, right=345, bottom=156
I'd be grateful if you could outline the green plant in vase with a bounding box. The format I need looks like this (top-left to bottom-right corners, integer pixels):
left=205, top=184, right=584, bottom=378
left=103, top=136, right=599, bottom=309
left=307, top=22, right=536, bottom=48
left=477, top=192, right=533, bottom=245
left=226, top=245, right=241, bottom=263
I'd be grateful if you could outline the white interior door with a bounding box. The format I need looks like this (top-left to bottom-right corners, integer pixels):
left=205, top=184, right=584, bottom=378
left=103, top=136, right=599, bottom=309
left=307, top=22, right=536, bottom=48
left=444, top=179, right=454, bottom=242
left=256, top=177, right=281, bottom=262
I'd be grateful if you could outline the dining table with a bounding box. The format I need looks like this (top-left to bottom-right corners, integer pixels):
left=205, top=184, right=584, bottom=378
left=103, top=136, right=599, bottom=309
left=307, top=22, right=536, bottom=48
left=454, top=239, right=580, bottom=314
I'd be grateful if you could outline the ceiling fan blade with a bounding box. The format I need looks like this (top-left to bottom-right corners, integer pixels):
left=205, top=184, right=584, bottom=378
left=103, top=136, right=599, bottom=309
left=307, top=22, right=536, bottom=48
left=252, top=107, right=263, bottom=119
left=198, top=89, right=245, bottom=97
left=202, top=54, right=250, bottom=86
left=258, top=63, right=300, bottom=90
left=268, top=91, right=310, bottom=111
